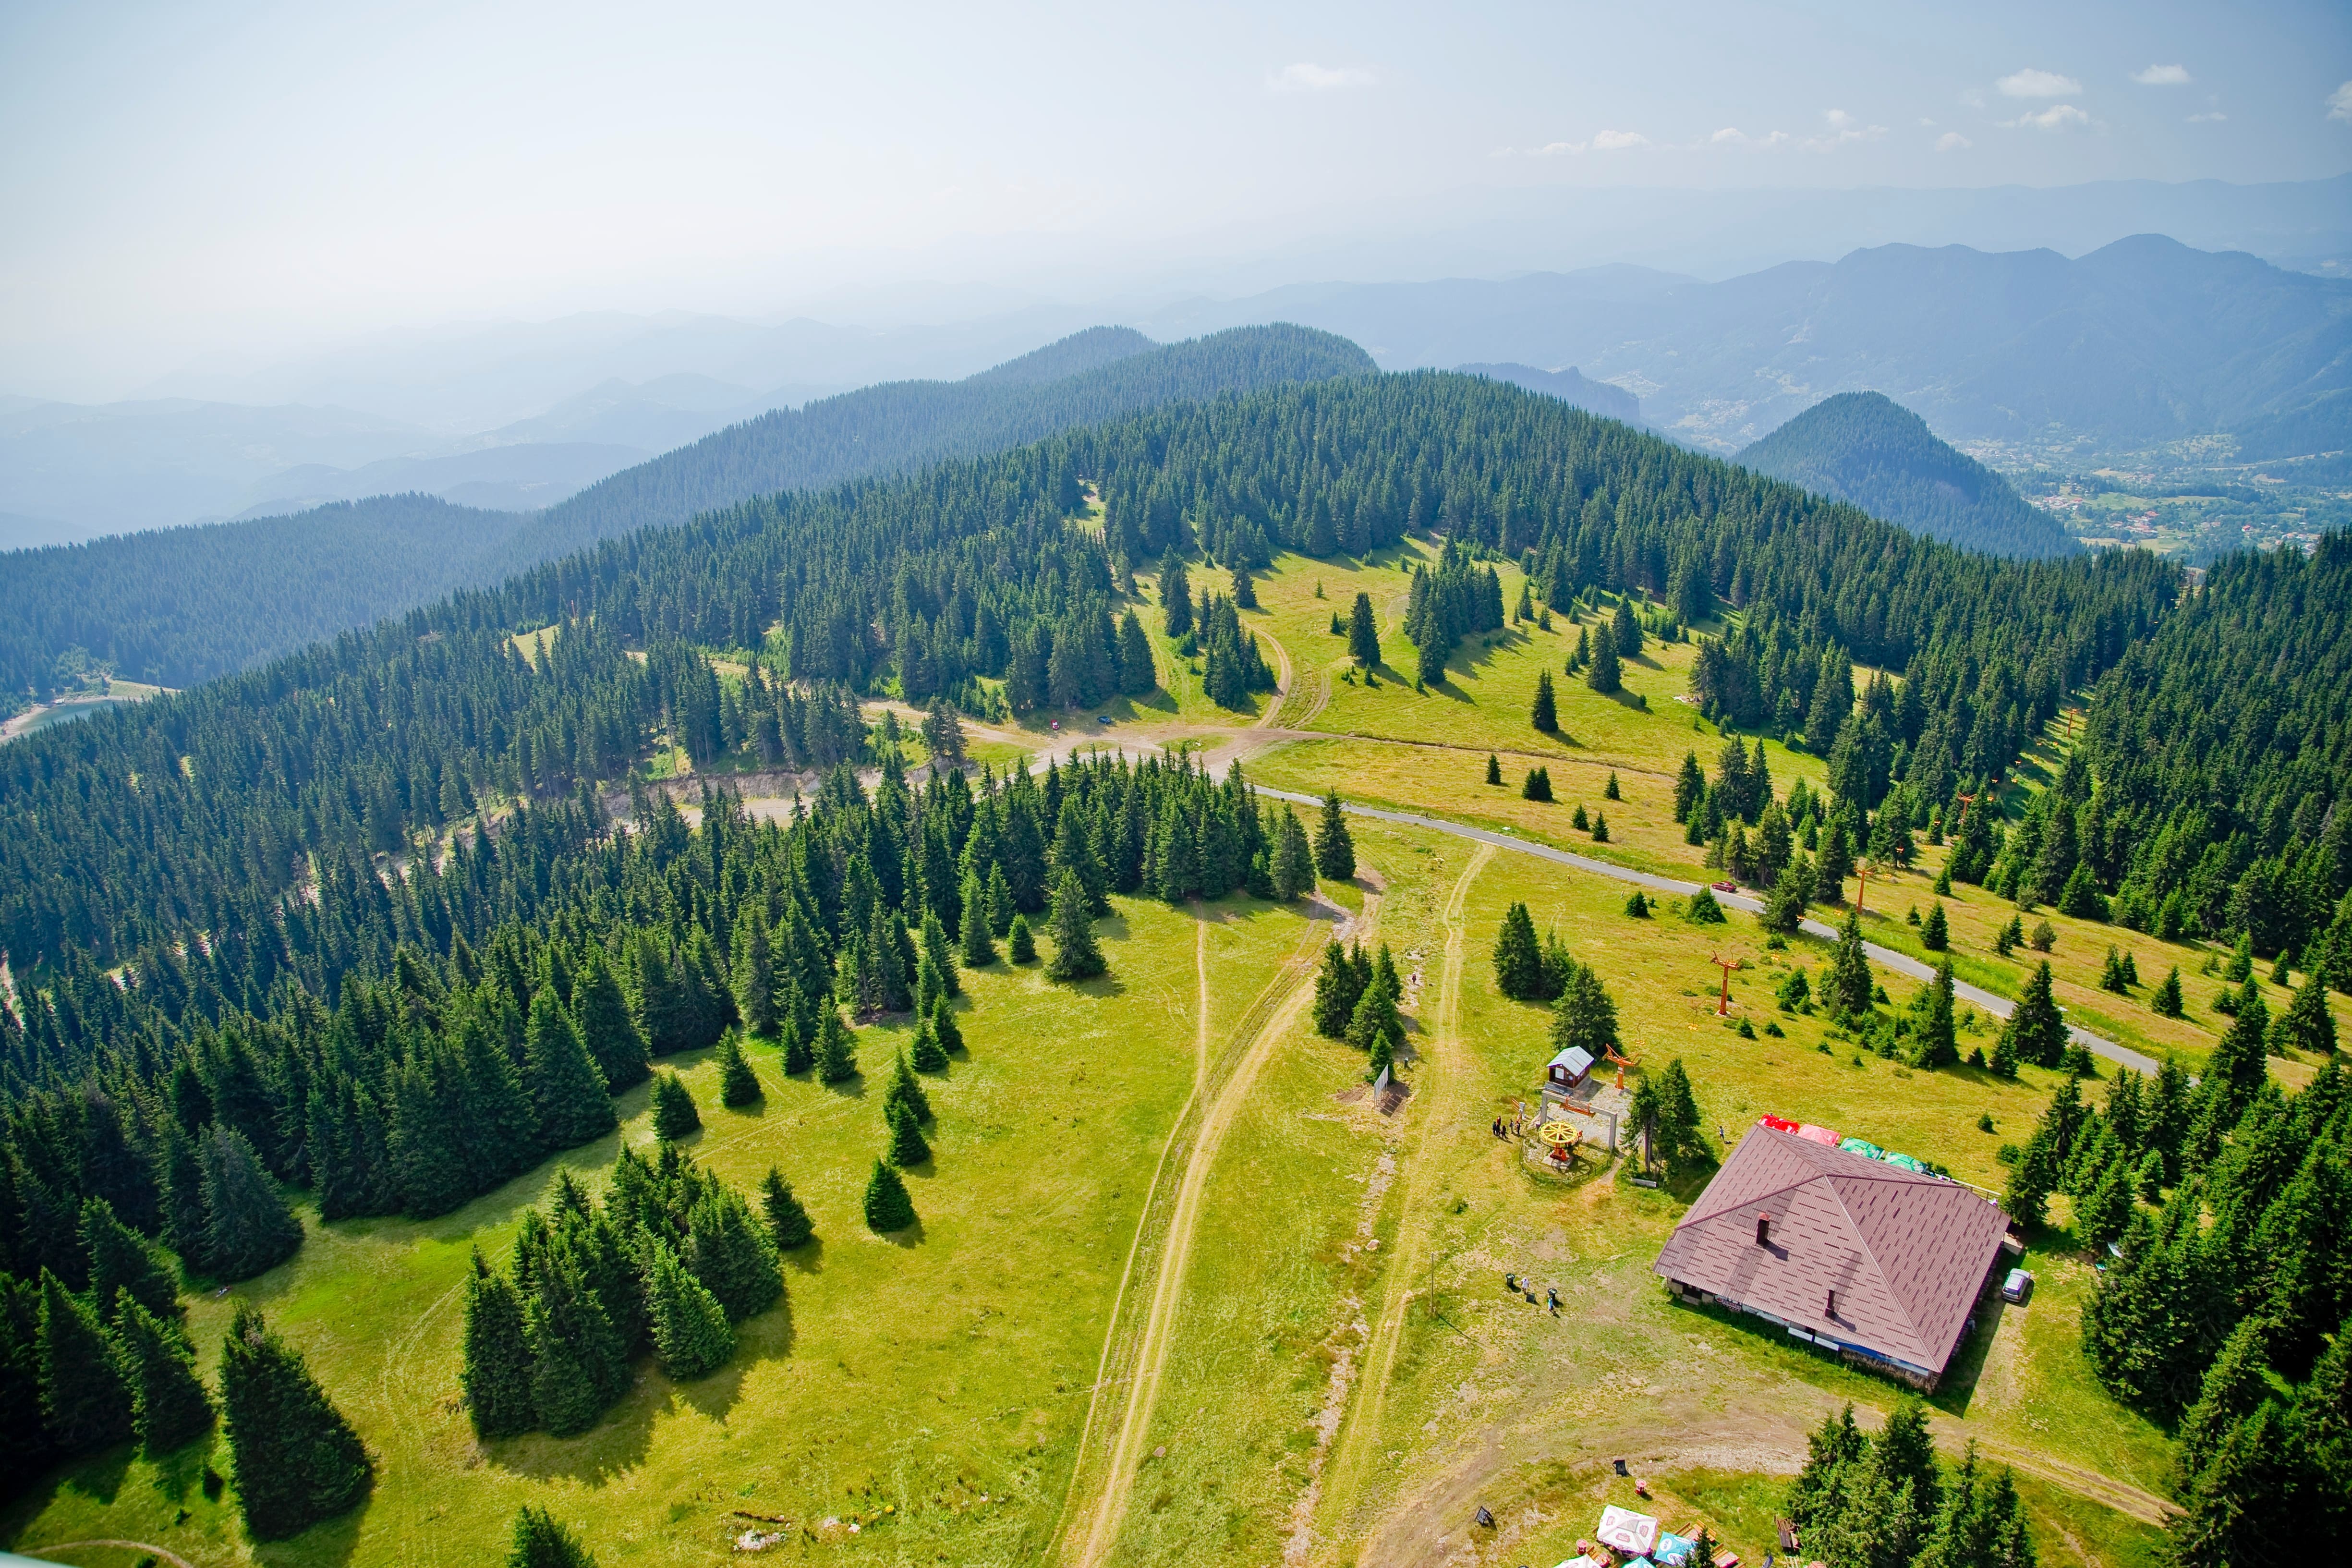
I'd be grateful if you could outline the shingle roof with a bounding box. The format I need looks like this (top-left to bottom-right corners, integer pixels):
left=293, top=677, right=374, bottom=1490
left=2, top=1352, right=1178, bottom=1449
left=1652, top=1126, right=2008, bottom=1374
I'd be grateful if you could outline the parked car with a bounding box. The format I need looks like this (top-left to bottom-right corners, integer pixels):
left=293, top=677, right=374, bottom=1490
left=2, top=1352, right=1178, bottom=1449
left=1710, top=880, right=1738, bottom=894
left=2001, top=1268, right=2034, bottom=1304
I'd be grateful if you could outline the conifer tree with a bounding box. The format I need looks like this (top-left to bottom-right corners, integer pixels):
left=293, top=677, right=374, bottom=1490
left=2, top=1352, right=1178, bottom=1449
left=1045, top=867, right=1107, bottom=981
left=1605, top=768, right=1621, bottom=801
left=1345, top=958, right=1406, bottom=1057
left=2205, top=985, right=2270, bottom=1119
left=1272, top=807, right=1316, bottom=899
left=683, top=1185, right=782, bottom=1322
left=155, top=1117, right=212, bottom=1278
left=218, top=1303, right=372, bottom=1540
left=113, top=1291, right=214, bottom=1456
left=920, top=909, right=961, bottom=997
left=200, top=1125, right=303, bottom=1283
left=1313, top=790, right=1356, bottom=881
left=1161, top=556, right=1193, bottom=638
left=1531, top=670, right=1558, bottom=733
left=1625, top=889, right=1651, bottom=918
left=1486, top=753, right=1503, bottom=785
left=1491, top=902, right=1545, bottom=1000
left=524, top=1255, right=623, bottom=1437
left=1522, top=766, right=1553, bottom=802
left=958, top=870, right=997, bottom=966
left=1613, top=598, right=1643, bottom=657
left=2270, top=970, right=2337, bottom=1057
left=731, top=918, right=777, bottom=1036
left=2078, top=1158, right=2135, bottom=1251
left=38, top=1269, right=132, bottom=1453
left=1312, top=940, right=1365, bottom=1036
left=570, top=948, right=650, bottom=1091
left=1550, top=962, right=1622, bottom=1062
left=1586, top=624, right=1622, bottom=693
left=1909, top=960, right=1959, bottom=1070
left=815, top=1008, right=859, bottom=1082
left=718, top=1033, right=762, bottom=1107
left=886, top=1099, right=933, bottom=1167
left=510, top=1506, right=600, bottom=1568
left=526, top=987, right=617, bottom=1149
left=885, top=1049, right=934, bottom=1126
left=759, top=1168, right=813, bottom=1250
left=1998, top=960, right=2068, bottom=1069
left=82, top=1196, right=180, bottom=1325
left=1347, top=592, right=1380, bottom=668
left=910, top=1014, right=950, bottom=1071
left=929, top=995, right=964, bottom=1056
left=1830, top=909, right=1875, bottom=1019
left=1007, top=913, right=1038, bottom=964
left=641, top=1235, right=733, bottom=1380
left=863, top=1159, right=917, bottom=1233
left=651, top=1071, right=702, bottom=1140
left=1591, top=810, right=1609, bottom=842
left=1920, top=899, right=1949, bottom=951
left=461, top=1255, right=537, bottom=1441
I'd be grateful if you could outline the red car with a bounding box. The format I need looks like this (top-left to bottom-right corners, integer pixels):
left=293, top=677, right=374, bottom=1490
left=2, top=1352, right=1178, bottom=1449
left=1710, top=880, right=1738, bottom=894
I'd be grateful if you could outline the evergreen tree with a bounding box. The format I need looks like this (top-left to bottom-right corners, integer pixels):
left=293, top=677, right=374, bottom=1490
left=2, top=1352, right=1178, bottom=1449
left=1613, top=597, right=1643, bottom=657
left=2078, top=1158, right=2134, bottom=1251
left=1587, top=624, right=1622, bottom=693
left=1492, top=902, right=1545, bottom=1000
left=82, top=1196, right=180, bottom=1325
left=1549, top=962, right=1622, bottom=1062
left=759, top=1168, right=813, bottom=1250
left=1909, top=960, right=1959, bottom=1070
left=886, top=1099, right=933, bottom=1167
left=1272, top=807, right=1316, bottom=899
left=2270, top=970, right=2337, bottom=1057
left=155, top=1117, right=212, bottom=1277
left=815, top=1008, right=860, bottom=1082
left=718, top=1033, right=762, bottom=1107
left=200, top=1125, right=303, bottom=1283
left=910, top=1015, right=950, bottom=1071
left=930, top=995, right=965, bottom=1055
left=38, top=1269, right=132, bottom=1453
left=113, top=1291, right=214, bottom=1456
left=958, top=869, right=997, bottom=966
left=1007, top=914, right=1038, bottom=964
left=1624, top=889, right=1652, bottom=918
left=1830, top=909, right=1875, bottom=1019
left=1045, top=867, right=1107, bottom=981
left=2152, top=965, right=2184, bottom=1017
left=1312, top=940, right=1366, bottom=1037
left=863, top=1159, right=917, bottom=1233
left=921, top=909, right=961, bottom=997
left=1486, top=752, right=1503, bottom=785
left=1999, top=961, right=2068, bottom=1070
left=641, top=1235, right=733, bottom=1380
left=1313, top=790, right=1356, bottom=881
left=1606, top=768, right=1623, bottom=800
left=1531, top=670, right=1558, bottom=733
left=1347, top=591, right=1381, bottom=668
left=510, top=1506, right=601, bottom=1568
left=731, top=918, right=777, bottom=1036
left=218, top=1303, right=372, bottom=1540
left=1921, top=899, right=1949, bottom=951
left=571, top=947, right=650, bottom=1091
left=1591, top=810, right=1609, bottom=842
left=683, top=1184, right=782, bottom=1322
left=885, top=1049, right=934, bottom=1126
left=461, top=1256, right=537, bottom=1441
left=1522, top=766, right=1553, bottom=802
left=524, top=1254, right=624, bottom=1437
left=527, top=987, right=618, bottom=1149
left=2205, top=985, right=2270, bottom=1120
left=1161, top=556, right=1193, bottom=638
left=1345, top=955, right=1406, bottom=1057
left=1652, top=1058, right=1709, bottom=1176
left=651, top=1071, right=702, bottom=1141
left=778, top=1013, right=814, bottom=1076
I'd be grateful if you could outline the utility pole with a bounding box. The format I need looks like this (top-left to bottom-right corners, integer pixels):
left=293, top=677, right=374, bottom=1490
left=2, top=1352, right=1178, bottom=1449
left=1855, top=860, right=1875, bottom=914
left=1709, top=953, right=1737, bottom=1016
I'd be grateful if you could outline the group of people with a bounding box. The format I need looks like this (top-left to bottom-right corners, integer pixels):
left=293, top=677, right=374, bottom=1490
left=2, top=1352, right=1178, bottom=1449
left=1503, top=1273, right=1562, bottom=1315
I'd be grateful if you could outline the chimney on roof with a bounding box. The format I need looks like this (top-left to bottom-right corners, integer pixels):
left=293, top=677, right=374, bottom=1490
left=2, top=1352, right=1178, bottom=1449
left=1826, top=1288, right=1838, bottom=1317
left=1756, top=1214, right=1771, bottom=1246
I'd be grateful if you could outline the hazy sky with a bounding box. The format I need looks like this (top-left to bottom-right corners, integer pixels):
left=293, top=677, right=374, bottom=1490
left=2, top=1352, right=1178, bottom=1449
left=5, top=0, right=2349, bottom=393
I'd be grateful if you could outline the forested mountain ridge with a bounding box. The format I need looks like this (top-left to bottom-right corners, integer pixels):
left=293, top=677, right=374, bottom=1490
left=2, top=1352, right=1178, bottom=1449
left=1737, top=391, right=2079, bottom=559
left=0, top=324, right=1369, bottom=698
left=1454, top=363, right=1642, bottom=425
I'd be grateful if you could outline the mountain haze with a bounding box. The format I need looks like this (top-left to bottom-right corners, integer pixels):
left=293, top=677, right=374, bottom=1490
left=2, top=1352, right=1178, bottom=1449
left=1736, top=392, right=2078, bottom=559
left=1455, top=363, right=1641, bottom=425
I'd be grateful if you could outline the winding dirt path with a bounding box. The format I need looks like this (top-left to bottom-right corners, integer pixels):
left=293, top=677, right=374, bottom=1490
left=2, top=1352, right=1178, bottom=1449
left=1062, top=879, right=1381, bottom=1568
left=22, top=1543, right=201, bottom=1568
left=1311, top=846, right=1490, bottom=1554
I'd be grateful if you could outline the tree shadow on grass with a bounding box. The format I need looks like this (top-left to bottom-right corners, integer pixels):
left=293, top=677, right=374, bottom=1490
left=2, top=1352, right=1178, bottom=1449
left=876, top=1216, right=927, bottom=1249
left=671, top=1354, right=752, bottom=1426
left=1067, top=972, right=1128, bottom=1001
left=489, top=1375, right=659, bottom=1485
left=782, top=1237, right=824, bottom=1277
left=255, top=1489, right=369, bottom=1568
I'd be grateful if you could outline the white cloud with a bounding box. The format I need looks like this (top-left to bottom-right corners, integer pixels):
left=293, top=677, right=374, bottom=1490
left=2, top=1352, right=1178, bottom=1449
left=1802, top=108, right=1885, bottom=151
left=1266, top=62, right=1375, bottom=93
left=1590, top=128, right=1649, bottom=150
left=1935, top=132, right=1972, bottom=152
left=1700, top=126, right=1790, bottom=151
left=2189, top=111, right=2228, bottom=123
left=1960, top=88, right=1986, bottom=108
left=2132, top=64, right=2191, bottom=86
left=2331, top=81, right=2352, bottom=122
left=1997, top=67, right=2082, bottom=97
left=2001, top=103, right=2093, bottom=131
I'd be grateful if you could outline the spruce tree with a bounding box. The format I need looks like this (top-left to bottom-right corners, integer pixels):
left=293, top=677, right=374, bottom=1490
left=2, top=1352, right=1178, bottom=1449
left=1909, top=960, right=1959, bottom=1070
left=910, top=1014, right=950, bottom=1071
left=886, top=1099, right=934, bottom=1167
left=1491, top=902, right=1545, bottom=1000
left=1550, top=963, right=1622, bottom=1062
left=930, top=995, right=965, bottom=1056
left=731, top=918, right=777, bottom=1036
left=82, top=1196, right=180, bottom=1325
left=113, top=1291, right=214, bottom=1456
left=1830, top=909, right=1875, bottom=1019
left=863, top=1159, right=918, bottom=1233
left=461, top=1256, right=538, bottom=1441
left=571, top=947, right=650, bottom=1091
left=651, top=1071, right=702, bottom=1141
left=1347, top=592, right=1380, bottom=668
left=2205, top=985, right=2270, bottom=1119
left=683, top=1185, right=782, bottom=1322
left=510, top=1506, right=600, bottom=1568
left=718, top=1033, right=762, bottom=1106
left=641, top=1236, right=733, bottom=1380
left=1485, top=752, right=1503, bottom=786
left=2269, top=970, right=2337, bottom=1057
left=884, top=1049, right=934, bottom=1126
left=1313, top=790, right=1356, bottom=881
left=815, top=1008, right=860, bottom=1082
left=1046, top=867, right=1107, bottom=981
left=524, top=1255, right=623, bottom=1438
left=1587, top=625, right=1622, bottom=693
left=779, top=1013, right=814, bottom=1075
left=200, top=1125, right=303, bottom=1283
left=1591, top=810, right=1609, bottom=842
left=1605, top=768, right=1622, bottom=801
left=527, top=988, right=618, bottom=1150
left=1920, top=899, right=1949, bottom=951
left=959, top=870, right=997, bottom=966
left=38, top=1269, right=132, bottom=1453
left=759, top=1168, right=813, bottom=1250
left=2000, top=960, right=2068, bottom=1069
left=920, top=909, right=961, bottom=997
left=1272, top=807, right=1316, bottom=899
left=1531, top=670, right=1558, bottom=733
left=1522, top=766, right=1553, bottom=802
left=218, top=1304, right=372, bottom=1540
left=1007, top=914, right=1038, bottom=964
left=156, top=1117, right=212, bottom=1277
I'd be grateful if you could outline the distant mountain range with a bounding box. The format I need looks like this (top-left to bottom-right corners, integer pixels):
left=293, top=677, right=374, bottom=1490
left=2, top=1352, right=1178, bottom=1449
left=0, top=324, right=1372, bottom=693
left=1736, top=392, right=2078, bottom=559
left=1147, top=235, right=2352, bottom=457
left=1454, top=364, right=1641, bottom=425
